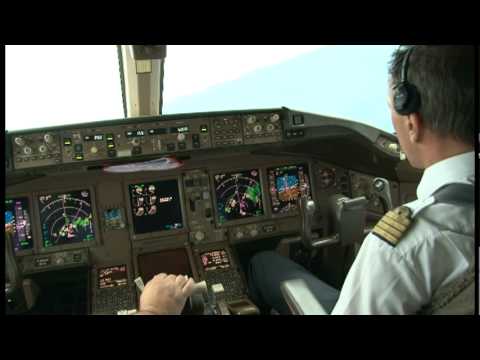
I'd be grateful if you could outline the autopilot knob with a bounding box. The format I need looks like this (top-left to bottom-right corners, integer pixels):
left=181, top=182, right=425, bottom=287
left=270, top=114, right=280, bottom=122
left=23, top=146, right=32, bottom=155
left=266, top=124, right=275, bottom=132
left=253, top=124, right=263, bottom=133
left=194, top=231, right=205, bottom=242
left=90, top=146, right=98, bottom=154
left=14, top=137, right=25, bottom=146
left=177, top=133, right=186, bottom=142
left=38, top=145, right=47, bottom=154
left=132, top=138, right=140, bottom=146
left=247, top=115, right=256, bottom=124
left=44, top=133, right=54, bottom=144
left=236, top=231, right=244, bottom=239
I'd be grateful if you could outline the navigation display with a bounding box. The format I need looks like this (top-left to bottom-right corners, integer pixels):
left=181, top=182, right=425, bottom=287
left=267, top=164, right=311, bottom=214
left=98, top=265, right=128, bottom=289
left=38, top=190, right=95, bottom=248
left=5, top=197, right=34, bottom=252
left=128, top=179, right=184, bottom=234
left=214, top=169, right=264, bottom=224
left=200, top=249, right=230, bottom=271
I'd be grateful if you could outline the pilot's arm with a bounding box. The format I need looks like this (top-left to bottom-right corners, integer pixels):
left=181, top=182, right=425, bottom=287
left=331, top=231, right=429, bottom=315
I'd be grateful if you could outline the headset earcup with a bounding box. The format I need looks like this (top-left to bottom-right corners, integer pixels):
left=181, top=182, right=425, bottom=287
left=394, top=83, right=421, bottom=115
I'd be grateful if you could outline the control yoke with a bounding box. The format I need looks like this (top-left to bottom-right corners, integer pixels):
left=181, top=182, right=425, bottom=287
left=297, top=193, right=367, bottom=250
left=372, top=177, right=394, bottom=212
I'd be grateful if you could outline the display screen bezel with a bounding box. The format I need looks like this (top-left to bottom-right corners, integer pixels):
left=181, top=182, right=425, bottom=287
left=5, top=194, right=35, bottom=256
left=124, top=176, right=188, bottom=241
left=211, top=167, right=267, bottom=228
left=266, top=163, right=314, bottom=218
left=97, top=264, right=129, bottom=289
left=34, top=186, right=100, bottom=254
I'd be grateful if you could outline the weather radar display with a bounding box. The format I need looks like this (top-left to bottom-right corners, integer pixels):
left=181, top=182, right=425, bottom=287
left=214, top=169, right=264, bottom=224
left=38, top=190, right=95, bottom=248
left=268, top=164, right=311, bottom=214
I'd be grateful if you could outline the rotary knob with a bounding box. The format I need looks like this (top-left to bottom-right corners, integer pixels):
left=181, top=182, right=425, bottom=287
left=249, top=229, right=259, bottom=237
left=236, top=231, right=244, bottom=239
left=177, top=133, right=186, bottom=142
left=55, top=257, right=65, bottom=265
left=38, top=145, right=47, bottom=153
left=247, top=115, right=256, bottom=124
left=44, top=133, right=54, bottom=144
left=266, top=124, right=275, bottom=132
left=23, top=146, right=32, bottom=155
left=253, top=124, right=263, bottom=133
left=90, top=146, right=98, bottom=154
left=194, top=231, right=205, bottom=242
left=270, top=114, right=280, bottom=122
left=132, top=138, right=140, bottom=146
left=14, top=137, right=25, bottom=146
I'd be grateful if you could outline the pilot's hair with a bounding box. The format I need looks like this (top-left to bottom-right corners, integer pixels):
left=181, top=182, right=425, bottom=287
left=388, top=45, right=475, bottom=145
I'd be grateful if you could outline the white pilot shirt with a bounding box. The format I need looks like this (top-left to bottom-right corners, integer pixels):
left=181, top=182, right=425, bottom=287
left=331, top=151, right=475, bottom=315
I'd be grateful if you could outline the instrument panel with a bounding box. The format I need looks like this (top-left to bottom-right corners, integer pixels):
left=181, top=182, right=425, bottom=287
left=10, top=110, right=284, bottom=171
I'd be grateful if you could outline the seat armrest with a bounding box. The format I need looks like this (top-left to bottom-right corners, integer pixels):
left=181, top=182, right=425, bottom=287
left=280, top=279, right=328, bottom=315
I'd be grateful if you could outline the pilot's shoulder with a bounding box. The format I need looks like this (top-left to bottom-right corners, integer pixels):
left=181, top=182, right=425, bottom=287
left=370, top=198, right=435, bottom=251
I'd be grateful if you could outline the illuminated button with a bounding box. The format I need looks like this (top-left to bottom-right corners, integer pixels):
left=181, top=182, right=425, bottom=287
left=75, top=154, right=84, bottom=160
left=74, top=144, right=83, bottom=152
left=106, top=134, right=114, bottom=141
left=55, top=257, right=65, bottom=265
left=90, top=146, right=98, bottom=154
left=200, top=125, right=208, bottom=133
left=107, top=142, right=115, bottom=149
left=63, top=138, right=72, bottom=146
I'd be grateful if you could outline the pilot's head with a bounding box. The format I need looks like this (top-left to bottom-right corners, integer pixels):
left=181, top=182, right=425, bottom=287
left=387, top=45, right=474, bottom=169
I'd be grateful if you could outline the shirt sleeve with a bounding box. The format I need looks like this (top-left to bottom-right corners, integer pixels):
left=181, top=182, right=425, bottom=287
left=331, top=232, right=429, bottom=315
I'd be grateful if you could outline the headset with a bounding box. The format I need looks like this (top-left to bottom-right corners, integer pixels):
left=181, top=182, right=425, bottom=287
left=393, top=46, right=421, bottom=115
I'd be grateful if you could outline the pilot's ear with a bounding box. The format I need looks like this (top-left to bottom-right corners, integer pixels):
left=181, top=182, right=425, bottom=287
left=407, top=112, right=423, bottom=143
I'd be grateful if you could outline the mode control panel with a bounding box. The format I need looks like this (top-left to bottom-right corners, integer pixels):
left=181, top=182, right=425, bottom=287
left=20, top=248, right=89, bottom=275
left=12, top=132, right=62, bottom=170
left=61, top=118, right=212, bottom=164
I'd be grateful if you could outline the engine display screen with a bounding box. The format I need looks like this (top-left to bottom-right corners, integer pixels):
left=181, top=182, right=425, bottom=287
left=38, top=190, right=95, bottom=248
left=5, top=197, right=34, bottom=252
left=128, top=179, right=184, bottom=234
left=200, top=249, right=230, bottom=271
left=267, top=164, right=311, bottom=214
left=98, top=265, right=128, bottom=289
left=214, top=169, right=264, bottom=224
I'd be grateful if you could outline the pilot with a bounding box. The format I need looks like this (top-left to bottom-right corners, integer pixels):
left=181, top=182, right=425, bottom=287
left=247, top=45, right=475, bottom=315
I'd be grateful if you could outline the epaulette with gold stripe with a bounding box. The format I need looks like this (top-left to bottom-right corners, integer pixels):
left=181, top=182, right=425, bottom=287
left=372, top=206, right=413, bottom=247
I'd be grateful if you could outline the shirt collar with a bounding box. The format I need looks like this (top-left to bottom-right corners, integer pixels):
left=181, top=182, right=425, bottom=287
left=416, top=151, right=475, bottom=200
